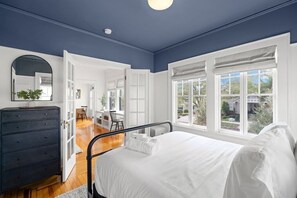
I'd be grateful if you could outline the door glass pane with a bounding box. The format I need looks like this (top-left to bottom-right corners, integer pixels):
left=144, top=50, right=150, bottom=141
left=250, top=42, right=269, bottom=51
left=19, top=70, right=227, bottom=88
left=70, top=120, right=74, bottom=137
left=129, top=113, right=137, bottom=126
left=67, top=141, right=71, bottom=160
left=130, top=74, right=138, bottom=85
left=129, top=100, right=137, bottom=112
left=138, top=113, right=145, bottom=125
left=67, top=122, right=71, bottom=140
left=221, top=96, right=240, bottom=132
left=139, top=74, right=146, bottom=85
left=138, top=86, right=145, bottom=99
left=138, top=99, right=145, bottom=112
left=129, top=86, right=137, bottom=99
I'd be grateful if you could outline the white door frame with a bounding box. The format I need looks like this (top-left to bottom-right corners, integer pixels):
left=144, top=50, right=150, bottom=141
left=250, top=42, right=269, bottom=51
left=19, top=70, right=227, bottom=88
left=61, top=52, right=131, bottom=181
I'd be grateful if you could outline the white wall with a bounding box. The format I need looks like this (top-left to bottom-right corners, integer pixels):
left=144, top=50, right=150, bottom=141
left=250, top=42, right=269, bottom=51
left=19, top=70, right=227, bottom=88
left=0, top=46, right=63, bottom=109
left=74, top=64, right=106, bottom=114
left=75, top=81, right=91, bottom=108
left=289, top=43, right=297, bottom=140
left=153, top=71, right=168, bottom=122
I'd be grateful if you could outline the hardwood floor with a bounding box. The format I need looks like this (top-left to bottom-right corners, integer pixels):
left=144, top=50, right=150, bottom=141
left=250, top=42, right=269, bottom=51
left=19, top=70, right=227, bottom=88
left=0, top=119, right=124, bottom=198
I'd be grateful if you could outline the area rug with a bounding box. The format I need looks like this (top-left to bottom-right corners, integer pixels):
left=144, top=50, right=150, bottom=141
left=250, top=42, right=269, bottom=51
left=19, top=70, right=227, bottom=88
left=75, top=144, right=83, bottom=154
left=56, top=184, right=87, bottom=198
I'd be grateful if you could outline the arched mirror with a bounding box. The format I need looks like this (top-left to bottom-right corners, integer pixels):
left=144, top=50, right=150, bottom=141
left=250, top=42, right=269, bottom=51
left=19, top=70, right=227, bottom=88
left=11, top=55, right=53, bottom=101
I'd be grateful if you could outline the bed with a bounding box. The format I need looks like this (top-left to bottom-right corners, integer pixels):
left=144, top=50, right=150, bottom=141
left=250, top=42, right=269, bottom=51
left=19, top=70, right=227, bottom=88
left=87, top=122, right=297, bottom=198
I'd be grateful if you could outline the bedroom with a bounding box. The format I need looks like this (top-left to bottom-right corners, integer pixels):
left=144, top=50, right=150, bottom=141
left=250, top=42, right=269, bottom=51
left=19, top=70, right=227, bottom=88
left=0, top=0, right=297, bottom=197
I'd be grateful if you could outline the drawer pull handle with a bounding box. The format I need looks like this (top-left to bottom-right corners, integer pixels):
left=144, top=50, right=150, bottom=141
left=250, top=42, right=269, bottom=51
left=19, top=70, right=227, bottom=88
left=44, top=136, right=48, bottom=139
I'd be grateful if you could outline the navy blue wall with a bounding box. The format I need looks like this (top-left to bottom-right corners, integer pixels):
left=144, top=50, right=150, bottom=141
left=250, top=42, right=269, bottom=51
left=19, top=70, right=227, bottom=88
left=0, top=5, right=154, bottom=71
left=154, top=3, right=297, bottom=72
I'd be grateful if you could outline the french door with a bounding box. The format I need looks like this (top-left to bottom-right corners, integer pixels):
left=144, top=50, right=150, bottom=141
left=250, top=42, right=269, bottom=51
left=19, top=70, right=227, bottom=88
left=62, top=50, right=76, bottom=182
left=125, top=69, right=150, bottom=136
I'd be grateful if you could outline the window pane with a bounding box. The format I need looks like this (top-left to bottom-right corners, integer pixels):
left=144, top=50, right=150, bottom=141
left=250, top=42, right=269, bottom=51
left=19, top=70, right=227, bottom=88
left=247, top=71, right=259, bottom=94
left=260, top=72, right=273, bottom=94
left=177, top=81, right=182, bottom=95
left=109, top=91, right=116, bottom=110
left=183, top=81, right=189, bottom=95
left=221, top=78, right=229, bottom=95
left=177, top=96, right=189, bottom=124
left=248, top=96, right=273, bottom=134
left=193, top=96, right=206, bottom=126
left=200, top=79, right=207, bottom=95
left=221, top=96, right=240, bottom=132
left=230, top=76, right=240, bottom=94
left=193, top=80, right=199, bottom=95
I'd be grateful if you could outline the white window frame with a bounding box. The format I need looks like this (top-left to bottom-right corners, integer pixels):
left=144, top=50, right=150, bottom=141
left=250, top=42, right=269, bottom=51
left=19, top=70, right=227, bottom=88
left=173, top=78, right=207, bottom=130
left=168, top=33, right=289, bottom=139
left=217, top=69, right=277, bottom=136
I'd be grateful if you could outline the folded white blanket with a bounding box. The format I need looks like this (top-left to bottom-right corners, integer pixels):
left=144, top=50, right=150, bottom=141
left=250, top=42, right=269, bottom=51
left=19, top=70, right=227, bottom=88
left=131, top=133, right=148, bottom=141
left=126, top=136, right=159, bottom=155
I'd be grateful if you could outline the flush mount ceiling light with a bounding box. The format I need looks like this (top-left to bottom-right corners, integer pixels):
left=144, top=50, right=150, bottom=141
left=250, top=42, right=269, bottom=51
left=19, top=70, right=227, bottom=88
left=104, top=28, right=112, bottom=35
left=148, top=0, right=173, bottom=10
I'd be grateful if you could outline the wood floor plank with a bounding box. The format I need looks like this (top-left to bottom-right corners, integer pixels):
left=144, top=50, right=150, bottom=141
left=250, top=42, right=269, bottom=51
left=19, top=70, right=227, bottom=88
left=1, top=119, right=124, bottom=197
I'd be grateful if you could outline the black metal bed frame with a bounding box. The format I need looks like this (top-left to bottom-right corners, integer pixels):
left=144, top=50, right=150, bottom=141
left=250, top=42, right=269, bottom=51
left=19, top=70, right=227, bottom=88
left=86, top=121, right=173, bottom=198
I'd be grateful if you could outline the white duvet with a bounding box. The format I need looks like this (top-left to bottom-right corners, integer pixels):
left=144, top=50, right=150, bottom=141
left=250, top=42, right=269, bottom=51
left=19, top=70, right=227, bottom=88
left=95, top=131, right=242, bottom=198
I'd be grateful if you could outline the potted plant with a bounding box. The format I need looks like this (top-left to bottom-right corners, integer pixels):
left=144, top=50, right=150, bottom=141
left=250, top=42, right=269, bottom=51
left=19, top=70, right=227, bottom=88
left=17, top=89, right=43, bottom=107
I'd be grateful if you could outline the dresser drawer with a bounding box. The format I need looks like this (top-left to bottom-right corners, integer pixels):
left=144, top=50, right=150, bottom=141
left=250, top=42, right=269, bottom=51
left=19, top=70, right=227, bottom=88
left=1, top=109, right=59, bottom=123
left=2, top=159, right=60, bottom=192
left=2, top=144, right=59, bottom=171
left=1, top=119, right=59, bottom=135
left=2, top=129, right=59, bottom=153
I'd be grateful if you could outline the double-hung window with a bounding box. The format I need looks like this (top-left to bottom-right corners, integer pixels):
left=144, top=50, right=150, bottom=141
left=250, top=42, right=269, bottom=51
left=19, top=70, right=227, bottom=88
left=172, top=61, right=207, bottom=128
left=215, top=45, right=277, bottom=135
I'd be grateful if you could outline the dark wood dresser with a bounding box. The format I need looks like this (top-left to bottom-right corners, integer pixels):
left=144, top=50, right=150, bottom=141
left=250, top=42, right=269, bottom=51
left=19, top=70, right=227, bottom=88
left=0, top=106, right=61, bottom=193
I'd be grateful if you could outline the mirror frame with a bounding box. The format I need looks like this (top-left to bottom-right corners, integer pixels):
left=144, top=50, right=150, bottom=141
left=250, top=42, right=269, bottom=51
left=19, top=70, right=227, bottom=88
left=11, top=55, right=53, bottom=101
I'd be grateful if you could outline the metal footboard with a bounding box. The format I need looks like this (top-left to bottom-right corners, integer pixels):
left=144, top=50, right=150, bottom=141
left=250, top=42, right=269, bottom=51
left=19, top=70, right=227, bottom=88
left=86, top=121, right=173, bottom=198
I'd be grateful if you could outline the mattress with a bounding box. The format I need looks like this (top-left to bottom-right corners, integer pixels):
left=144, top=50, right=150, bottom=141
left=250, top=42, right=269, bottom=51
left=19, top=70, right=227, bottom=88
left=94, top=131, right=242, bottom=198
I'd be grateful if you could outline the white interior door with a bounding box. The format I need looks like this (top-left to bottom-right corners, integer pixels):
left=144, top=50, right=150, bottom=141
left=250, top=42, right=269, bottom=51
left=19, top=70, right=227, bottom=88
left=125, top=69, right=149, bottom=135
left=62, top=50, right=76, bottom=182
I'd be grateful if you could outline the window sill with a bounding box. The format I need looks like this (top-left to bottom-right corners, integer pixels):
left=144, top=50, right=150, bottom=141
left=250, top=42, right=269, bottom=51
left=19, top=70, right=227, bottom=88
left=173, top=122, right=206, bottom=132
left=173, top=123, right=252, bottom=145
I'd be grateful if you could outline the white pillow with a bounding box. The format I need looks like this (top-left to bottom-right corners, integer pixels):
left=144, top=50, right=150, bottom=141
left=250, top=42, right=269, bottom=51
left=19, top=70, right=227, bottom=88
left=259, top=122, right=296, bottom=151
left=224, top=128, right=297, bottom=198
left=125, top=137, right=159, bottom=155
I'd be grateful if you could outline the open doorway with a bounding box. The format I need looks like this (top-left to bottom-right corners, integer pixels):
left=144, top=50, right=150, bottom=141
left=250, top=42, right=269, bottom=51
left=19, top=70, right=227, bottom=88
left=69, top=54, right=130, bottom=183
left=61, top=52, right=149, bottom=185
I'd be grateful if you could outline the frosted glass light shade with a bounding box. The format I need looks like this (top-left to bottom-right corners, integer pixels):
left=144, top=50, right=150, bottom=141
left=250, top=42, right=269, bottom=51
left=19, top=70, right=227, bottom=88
left=148, top=0, right=173, bottom=10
